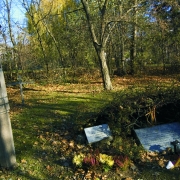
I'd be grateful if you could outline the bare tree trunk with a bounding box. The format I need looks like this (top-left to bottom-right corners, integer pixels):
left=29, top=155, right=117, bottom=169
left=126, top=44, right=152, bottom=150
left=130, top=27, right=135, bottom=75
left=115, top=1, right=126, bottom=76
left=5, top=0, right=20, bottom=76
left=97, top=47, right=112, bottom=90
left=130, top=0, right=137, bottom=75
left=81, top=0, right=113, bottom=90
left=22, top=0, right=49, bottom=76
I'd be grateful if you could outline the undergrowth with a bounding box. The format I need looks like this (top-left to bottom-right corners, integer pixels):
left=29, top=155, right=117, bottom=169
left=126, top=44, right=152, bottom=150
left=86, top=84, right=180, bottom=162
left=93, top=84, right=180, bottom=133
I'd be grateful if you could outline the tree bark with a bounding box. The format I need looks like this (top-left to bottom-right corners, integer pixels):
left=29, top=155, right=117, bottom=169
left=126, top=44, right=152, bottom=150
left=130, top=0, right=138, bottom=75
left=81, top=0, right=113, bottom=90
left=96, top=46, right=112, bottom=90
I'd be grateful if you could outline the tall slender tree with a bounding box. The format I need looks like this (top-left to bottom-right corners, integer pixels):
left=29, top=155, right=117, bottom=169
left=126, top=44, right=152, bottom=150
left=81, top=0, right=113, bottom=90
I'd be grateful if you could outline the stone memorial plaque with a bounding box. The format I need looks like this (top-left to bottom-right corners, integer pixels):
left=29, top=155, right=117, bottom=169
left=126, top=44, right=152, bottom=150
left=0, top=68, right=16, bottom=167
left=84, top=124, right=111, bottom=143
left=0, top=69, right=10, bottom=112
left=134, top=122, right=180, bottom=152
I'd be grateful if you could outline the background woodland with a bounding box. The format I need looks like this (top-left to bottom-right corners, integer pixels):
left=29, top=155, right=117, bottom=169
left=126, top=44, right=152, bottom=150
left=0, top=0, right=180, bottom=89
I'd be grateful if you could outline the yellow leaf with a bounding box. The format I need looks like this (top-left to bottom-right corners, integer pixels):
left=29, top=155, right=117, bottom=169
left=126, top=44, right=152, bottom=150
left=21, top=159, right=27, bottom=164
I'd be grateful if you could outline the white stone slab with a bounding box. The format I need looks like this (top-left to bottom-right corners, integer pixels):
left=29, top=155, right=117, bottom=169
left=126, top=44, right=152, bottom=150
left=84, top=124, right=112, bottom=143
left=0, top=68, right=16, bottom=167
left=134, top=122, right=180, bottom=152
left=0, top=69, right=10, bottom=112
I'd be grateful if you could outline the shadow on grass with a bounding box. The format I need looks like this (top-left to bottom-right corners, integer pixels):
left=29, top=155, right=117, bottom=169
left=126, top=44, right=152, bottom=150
left=8, top=91, right=114, bottom=179
left=135, top=161, right=180, bottom=180
left=7, top=86, right=180, bottom=179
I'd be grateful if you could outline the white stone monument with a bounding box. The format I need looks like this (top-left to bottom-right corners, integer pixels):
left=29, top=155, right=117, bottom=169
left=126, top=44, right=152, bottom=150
left=0, top=68, right=16, bottom=167
left=84, top=124, right=112, bottom=144
left=134, top=122, right=180, bottom=152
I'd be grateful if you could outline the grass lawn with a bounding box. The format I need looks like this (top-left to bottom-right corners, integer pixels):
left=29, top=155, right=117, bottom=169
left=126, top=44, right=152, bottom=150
left=1, top=75, right=180, bottom=179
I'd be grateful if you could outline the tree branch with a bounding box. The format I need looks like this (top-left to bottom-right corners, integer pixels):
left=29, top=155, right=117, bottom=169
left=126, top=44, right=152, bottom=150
left=81, top=0, right=100, bottom=47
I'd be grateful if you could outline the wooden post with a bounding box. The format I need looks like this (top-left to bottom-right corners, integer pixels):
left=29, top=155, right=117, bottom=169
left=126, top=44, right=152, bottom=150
left=0, top=68, right=16, bottom=167
left=18, top=77, right=24, bottom=105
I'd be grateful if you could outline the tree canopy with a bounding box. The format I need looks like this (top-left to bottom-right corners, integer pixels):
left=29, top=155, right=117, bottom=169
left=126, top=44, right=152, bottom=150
left=0, top=0, right=180, bottom=89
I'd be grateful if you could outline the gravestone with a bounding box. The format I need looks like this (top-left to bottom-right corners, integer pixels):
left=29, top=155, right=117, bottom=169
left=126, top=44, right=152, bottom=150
left=84, top=124, right=112, bottom=144
left=0, top=68, right=16, bottom=167
left=134, top=122, right=180, bottom=152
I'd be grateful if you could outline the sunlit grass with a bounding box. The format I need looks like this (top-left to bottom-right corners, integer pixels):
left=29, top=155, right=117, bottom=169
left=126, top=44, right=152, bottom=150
left=5, top=83, right=114, bottom=179
left=2, top=76, right=180, bottom=179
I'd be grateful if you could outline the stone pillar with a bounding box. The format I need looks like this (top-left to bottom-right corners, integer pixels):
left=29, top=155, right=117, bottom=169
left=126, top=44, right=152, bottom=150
left=0, top=68, right=16, bottom=167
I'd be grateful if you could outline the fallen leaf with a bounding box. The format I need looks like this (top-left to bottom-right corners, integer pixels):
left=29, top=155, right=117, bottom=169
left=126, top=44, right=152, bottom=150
left=46, top=165, right=52, bottom=171
left=21, top=159, right=27, bottom=164
left=34, top=141, right=38, bottom=145
left=69, top=141, right=74, bottom=148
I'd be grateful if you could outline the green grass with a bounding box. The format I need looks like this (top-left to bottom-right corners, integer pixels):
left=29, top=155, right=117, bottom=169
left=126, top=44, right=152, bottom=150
left=5, top=85, right=114, bottom=179
left=1, top=80, right=180, bottom=179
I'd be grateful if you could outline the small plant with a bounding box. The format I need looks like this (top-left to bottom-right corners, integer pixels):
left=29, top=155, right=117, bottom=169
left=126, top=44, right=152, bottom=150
left=72, top=150, right=131, bottom=173
left=83, top=153, right=99, bottom=166
left=99, top=153, right=114, bottom=172
left=72, top=153, right=85, bottom=167
left=114, top=155, right=131, bottom=171
left=83, top=149, right=100, bottom=166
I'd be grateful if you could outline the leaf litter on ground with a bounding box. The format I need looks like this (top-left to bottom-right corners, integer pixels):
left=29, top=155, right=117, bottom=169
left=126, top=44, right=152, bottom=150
left=1, top=75, right=180, bottom=179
